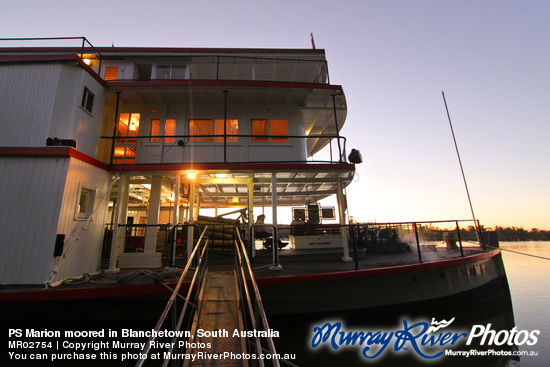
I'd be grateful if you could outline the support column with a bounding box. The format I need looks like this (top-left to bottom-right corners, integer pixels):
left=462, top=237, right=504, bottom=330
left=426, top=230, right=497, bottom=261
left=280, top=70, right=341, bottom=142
left=247, top=177, right=254, bottom=257
left=144, top=176, right=162, bottom=253
left=172, top=174, right=180, bottom=226
left=270, top=172, right=282, bottom=270
left=118, top=176, right=162, bottom=268
left=187, top=178, right=196, bottom=260
left=337, top=177, right=352, bottom=261
left=106, top=173, right=129, bottom=274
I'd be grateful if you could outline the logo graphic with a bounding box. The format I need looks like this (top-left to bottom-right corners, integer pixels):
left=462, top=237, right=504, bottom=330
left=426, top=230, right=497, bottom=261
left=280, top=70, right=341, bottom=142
left=427, top=318, right=455, bottom=333
left=310, top=318, right=540, bottom=360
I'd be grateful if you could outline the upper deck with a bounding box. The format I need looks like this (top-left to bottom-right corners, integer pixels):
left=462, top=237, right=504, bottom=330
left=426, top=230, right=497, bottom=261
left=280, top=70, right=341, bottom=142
left=0, top=37, right=348, bottom=166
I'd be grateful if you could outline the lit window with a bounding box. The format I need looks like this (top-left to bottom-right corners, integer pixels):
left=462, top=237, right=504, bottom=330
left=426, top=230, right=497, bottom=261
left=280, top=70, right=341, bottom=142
left=150, top=119, right=160, bottom=142
left=251, top=119, right=269, bottom=142
left=271, top=120, right=288, bottom=142
left=75, top=185, right=96, bottom=220
left=150, top=119, right=176, bottom=143
left=164, top=119, right=176, bottom=143
left=81, top=87, right=94, bottom=113
left=189, top=119, right=213, bottom=142
left=214, top=119, right=239, bottom=142
left=104, top=66, right=119, bottom=81
left=251, top=119, right=288, bottom=142
left=115, top=113, right=140, bottom=164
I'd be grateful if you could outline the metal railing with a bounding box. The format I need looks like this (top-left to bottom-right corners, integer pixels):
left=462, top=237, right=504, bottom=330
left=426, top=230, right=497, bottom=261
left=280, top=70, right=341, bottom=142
left=262, top=219, right=489, bottom=271
left=115, top=223, right=172, bottom=253
left=0, top=37, right=103, bottom=74
left=1, top=38, right=330, bottom=85
left=100, top=134, right=347, bottom=165
left=108, top=55, right=329, bottom=84
left=136, top=226, right=209, bottom=367
left=235, top=229, right=280, bottom=367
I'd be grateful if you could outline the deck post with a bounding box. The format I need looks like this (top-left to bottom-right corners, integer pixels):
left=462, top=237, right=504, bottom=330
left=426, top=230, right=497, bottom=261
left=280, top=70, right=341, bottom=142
left=187, top=178, right=196, bottom=260
left=270, top=172, right=282, bottom=270
left=247, top=177, right=255, bottom=258
left=106, top=173, right=129, bottom=273
left=337, top=177, right=352, bottom=261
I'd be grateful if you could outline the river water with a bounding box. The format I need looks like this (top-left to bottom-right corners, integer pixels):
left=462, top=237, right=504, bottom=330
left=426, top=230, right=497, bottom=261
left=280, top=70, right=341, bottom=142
left=500, top=241, right=550, bottom=367
left=269, top=241, right=550, bottom=367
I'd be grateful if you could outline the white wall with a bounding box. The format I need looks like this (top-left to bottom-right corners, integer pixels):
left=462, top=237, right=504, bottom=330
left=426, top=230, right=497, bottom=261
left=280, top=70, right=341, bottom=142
left=0, top=156, right=69, bottom=285
left=0, top=63, right=60, bottom=147
left=0, top=62, right=105, bottom=158
left=108, top=100, right=308, bottom=164
left=52, top=158, right=111, bottom=283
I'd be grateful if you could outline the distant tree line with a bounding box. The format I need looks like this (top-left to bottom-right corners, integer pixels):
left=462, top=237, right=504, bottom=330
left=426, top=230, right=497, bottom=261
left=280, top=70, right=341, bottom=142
left=417, top=225, right=550, bottom=242
left=492, top=226, right=550, bottom=241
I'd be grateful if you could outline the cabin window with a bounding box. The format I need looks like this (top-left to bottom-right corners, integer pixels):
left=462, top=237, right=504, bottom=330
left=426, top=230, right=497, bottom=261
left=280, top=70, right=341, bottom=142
left=164, top=119, right=176, bottom=143
left=104, top=66, right=119, bottom=81
left=251, top=119, right=288, bottom=142
left=189, top=119, right=212, bottom=142
left=189, top=119, right=239, bottom=142
left=114, top=113, right=140, bottom=164
left=271, top=120, right=288, bottom=142
left=75, top=185, right=96, bottom=220
left=81, top=87, right=94, bottom=113
left=251, top=119, right=269, bottom=142
left=156, top=65, right=188, bottom=79
left=214, top=119, right=239, bottom=142
left=150, top=119, right=176, bottom=143
left=150, top=119, right=160, bottom=142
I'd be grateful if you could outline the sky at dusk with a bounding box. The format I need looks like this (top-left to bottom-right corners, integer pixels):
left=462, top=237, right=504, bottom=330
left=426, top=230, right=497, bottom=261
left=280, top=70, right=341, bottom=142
left=2, top=0, right=548, bottom=229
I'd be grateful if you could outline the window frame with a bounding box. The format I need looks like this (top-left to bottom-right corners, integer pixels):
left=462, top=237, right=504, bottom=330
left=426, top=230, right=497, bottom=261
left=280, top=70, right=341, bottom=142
left=81, top=87, right=95, bottom=114
left=251, top=119, right=288, bottom=143
left=189, top=119, right=239, bottom=143
left=74, top=184, right=97, bottom=221
left=104, top=66, right=119, bottom=81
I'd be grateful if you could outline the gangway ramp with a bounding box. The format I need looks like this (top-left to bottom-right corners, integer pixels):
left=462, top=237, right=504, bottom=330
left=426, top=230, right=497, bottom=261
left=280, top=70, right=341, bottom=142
left=137, top=226, right=280, bottom=367
left=184, top=265, right=247, bottom=366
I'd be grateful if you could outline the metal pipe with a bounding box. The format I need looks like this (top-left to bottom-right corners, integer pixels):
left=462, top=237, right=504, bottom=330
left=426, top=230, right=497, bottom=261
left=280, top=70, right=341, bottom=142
left=455, top=221, right=465, bottom=257
left=413, top=223, right=423, bottom=263
left=110, top=92, right=121, bottom=165
left=223, top=90, right=228, bottom=163
left=442, top=91, right=481, bottom=241
left=332, top=94, right=343, bottom=162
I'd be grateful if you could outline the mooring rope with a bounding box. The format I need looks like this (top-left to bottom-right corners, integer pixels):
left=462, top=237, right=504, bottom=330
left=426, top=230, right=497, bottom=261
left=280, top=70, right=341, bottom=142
left=489, top=245, right=550, bottom=261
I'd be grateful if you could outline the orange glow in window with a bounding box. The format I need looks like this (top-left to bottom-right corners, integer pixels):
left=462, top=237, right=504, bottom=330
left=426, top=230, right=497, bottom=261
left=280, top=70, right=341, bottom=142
left=189, top=119, right=212, bottom=142
left=251, top=119, right=269, bottom=142
left=214, top=119, right=239, bottom=142
left=271, top=120, right=288, bottom=142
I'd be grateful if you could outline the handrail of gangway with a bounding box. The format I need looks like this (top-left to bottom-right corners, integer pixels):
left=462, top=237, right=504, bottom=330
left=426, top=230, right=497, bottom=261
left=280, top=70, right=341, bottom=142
left=235, top=228, right=280, bottom=367
left=250, top=223, right=282, bottom=270
left=170, top=223, right=201, bottom=267
left=135, top=226, right=209, bottom=367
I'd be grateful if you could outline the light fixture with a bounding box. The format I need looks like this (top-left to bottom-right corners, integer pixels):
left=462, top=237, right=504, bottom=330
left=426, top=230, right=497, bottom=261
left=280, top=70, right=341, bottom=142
left=83, top=58, right=91, bottom=65
left=187, top=171, right=196, bottom=179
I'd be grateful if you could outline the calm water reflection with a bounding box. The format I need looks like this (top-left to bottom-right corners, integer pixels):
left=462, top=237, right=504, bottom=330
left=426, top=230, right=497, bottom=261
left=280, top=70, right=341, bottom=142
left=500, top=241, right=550, bottom=367
left=269, top=242, right=550, bottom=367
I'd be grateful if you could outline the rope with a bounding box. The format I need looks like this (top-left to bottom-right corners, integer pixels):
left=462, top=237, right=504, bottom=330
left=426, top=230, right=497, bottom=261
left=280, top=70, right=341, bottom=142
left=489, top=245, right=550, bottom=261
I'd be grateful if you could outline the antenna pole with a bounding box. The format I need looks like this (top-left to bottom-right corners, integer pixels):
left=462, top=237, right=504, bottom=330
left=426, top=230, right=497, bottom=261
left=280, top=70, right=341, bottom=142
left=442, top=91, right=484, bottom=245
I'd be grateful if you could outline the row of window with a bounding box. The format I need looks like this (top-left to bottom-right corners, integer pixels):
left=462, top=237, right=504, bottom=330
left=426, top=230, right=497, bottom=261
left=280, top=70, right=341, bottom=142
left=116, top=113, right=289, bottom=143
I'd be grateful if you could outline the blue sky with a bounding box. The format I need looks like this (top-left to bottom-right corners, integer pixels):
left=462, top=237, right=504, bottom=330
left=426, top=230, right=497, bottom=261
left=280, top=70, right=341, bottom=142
left=2, top=0, right=548, bottom=229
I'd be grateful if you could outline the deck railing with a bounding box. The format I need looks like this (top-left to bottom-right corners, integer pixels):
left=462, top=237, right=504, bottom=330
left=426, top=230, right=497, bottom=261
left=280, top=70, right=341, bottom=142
left=136, top=226, right=209, bottom=367
left=0, top=37, right=330, bottom=85
left=254, top=219, right=490, bottom=271
left=235, top=229, right=281, bottom=366
left=0, top=37, right=103, bottom=74
left=100, top=134, right=347, bottom=165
